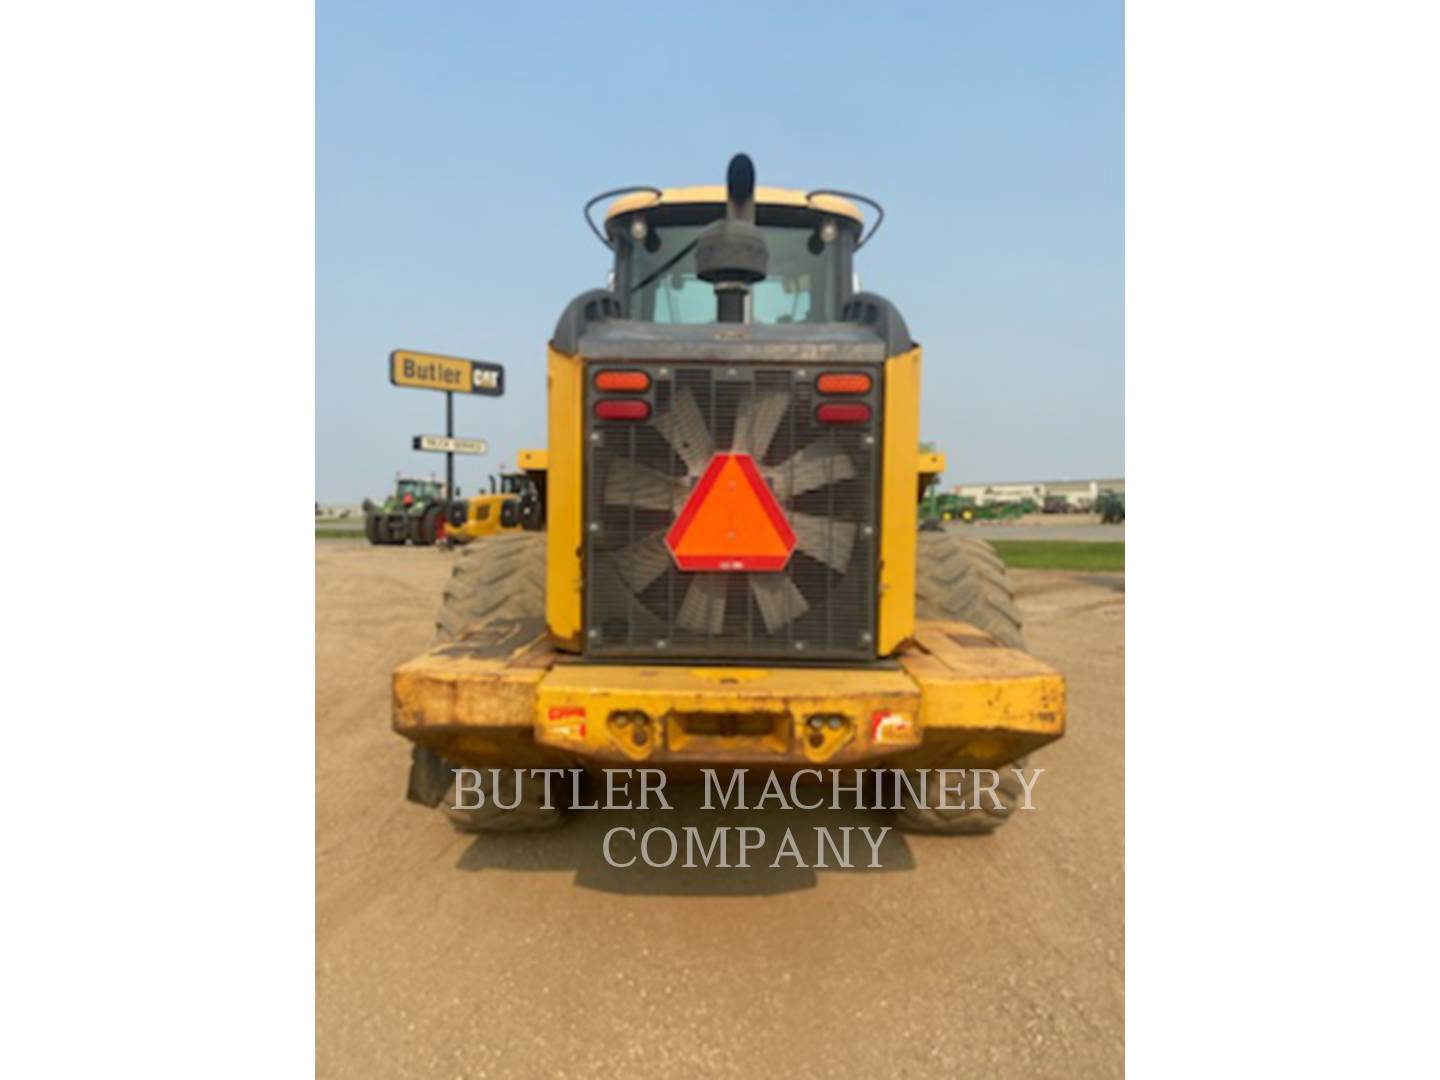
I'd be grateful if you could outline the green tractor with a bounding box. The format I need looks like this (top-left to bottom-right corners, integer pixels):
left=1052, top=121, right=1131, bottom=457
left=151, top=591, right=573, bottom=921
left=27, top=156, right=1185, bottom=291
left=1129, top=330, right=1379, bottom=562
left=363, top=477, right=448, bottom=546
left=1096, top=488, right=1125, bottom=525
left=924, top=492, right=972, bottom=523
left=970, top=498, right=1026, bottom=522
left=927, top=493, right=1038, bottom=525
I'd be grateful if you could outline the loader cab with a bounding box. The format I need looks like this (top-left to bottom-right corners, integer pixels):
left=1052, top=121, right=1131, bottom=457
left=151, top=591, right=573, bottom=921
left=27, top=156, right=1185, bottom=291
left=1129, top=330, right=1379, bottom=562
left=495, top=472, right=529, bottom=496
left=604, top=189, right=864, bottom=325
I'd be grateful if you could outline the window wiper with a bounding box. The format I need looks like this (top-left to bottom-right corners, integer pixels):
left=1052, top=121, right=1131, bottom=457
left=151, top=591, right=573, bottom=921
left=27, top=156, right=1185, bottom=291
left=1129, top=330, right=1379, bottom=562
left=629, top=237, right=700, bottom=294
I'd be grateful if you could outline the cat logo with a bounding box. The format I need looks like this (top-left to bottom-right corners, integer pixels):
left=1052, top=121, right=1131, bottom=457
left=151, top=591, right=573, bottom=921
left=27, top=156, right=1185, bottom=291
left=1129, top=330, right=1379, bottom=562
left=390, top=350, right=505, bottom=396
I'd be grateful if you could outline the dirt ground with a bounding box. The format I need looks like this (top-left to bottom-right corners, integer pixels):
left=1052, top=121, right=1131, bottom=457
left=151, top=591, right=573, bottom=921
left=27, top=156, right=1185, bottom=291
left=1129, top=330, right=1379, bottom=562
left=316, top=540, right=1124, bottom=1078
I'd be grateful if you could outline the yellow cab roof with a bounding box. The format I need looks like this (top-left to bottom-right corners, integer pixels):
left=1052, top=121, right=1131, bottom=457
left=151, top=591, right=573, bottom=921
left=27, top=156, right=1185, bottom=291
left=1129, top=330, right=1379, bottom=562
left=605, top=185, right=864, bottom=223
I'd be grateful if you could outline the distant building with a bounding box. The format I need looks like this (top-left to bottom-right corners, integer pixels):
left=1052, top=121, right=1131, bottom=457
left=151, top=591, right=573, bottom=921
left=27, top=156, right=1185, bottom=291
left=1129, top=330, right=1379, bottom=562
left=952, top=478, right=1124, bottom=509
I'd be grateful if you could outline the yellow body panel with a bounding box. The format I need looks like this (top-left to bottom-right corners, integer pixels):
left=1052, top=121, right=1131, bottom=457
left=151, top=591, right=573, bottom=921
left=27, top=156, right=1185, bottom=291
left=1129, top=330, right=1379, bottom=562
left=392, top=622, right=567, bottom=769
left=545, top=347, right=585, bottom=649
left=537, top=664, right=922, bottom=765
left=606, top=185, right=863, bottom=223
left=448, top=493, right=520, bottom=542
left=517, top=448, right=547, bottom=471
left=892, top=624, right=1066, bottom=767
left=392, top=619, right=1064, bottom=773
left=918, top=449, right=946, bottom=502
left=878, top=347, right=922, bottom=653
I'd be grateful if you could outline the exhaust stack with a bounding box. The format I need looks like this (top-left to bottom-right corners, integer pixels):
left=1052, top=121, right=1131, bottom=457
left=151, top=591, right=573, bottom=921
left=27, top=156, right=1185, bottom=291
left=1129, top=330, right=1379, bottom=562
left=695, top=153, right=769, bottom=323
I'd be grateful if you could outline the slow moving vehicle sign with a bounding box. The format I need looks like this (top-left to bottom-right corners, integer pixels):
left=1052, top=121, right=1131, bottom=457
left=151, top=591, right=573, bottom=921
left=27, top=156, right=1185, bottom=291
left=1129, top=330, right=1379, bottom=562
left=666, top=453, right=797, bottom=571
left=389, top=350, right=504, bottom=396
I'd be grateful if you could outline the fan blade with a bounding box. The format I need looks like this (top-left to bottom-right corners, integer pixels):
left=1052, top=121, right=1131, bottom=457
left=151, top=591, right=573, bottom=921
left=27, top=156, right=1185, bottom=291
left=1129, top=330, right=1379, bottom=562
left=676, top=574, right=726, bottom=634
left=768, top=436, right=856, bottom=501
left=790, top=513, right=856, bottom=572
left=731, top=391, right=790, bottom=459
left=652, top=387, right=713, bottom=475
left=605, top=459, right=686, bottom=512
left=611, top=531, right=671, bottom=595
left=750, top=574, right=810, bottom=632
left=588, top=561, right=666, bottom=636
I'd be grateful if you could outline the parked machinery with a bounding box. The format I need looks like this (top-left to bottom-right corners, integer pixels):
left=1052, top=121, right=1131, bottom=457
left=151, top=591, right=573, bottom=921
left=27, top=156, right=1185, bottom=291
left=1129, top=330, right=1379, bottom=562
left=363, top=477, right=447, bottom=545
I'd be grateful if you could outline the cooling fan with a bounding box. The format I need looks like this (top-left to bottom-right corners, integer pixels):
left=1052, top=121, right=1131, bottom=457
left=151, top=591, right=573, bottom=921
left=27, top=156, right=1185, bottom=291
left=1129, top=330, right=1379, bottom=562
left=601, top=385, right=860, bottom=636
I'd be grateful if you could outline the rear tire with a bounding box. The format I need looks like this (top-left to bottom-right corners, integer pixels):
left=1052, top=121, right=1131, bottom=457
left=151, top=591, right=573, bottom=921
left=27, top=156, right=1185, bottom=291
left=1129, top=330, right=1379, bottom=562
left=893, top=766, right=1029, bottom=835
left=364, top=513, right=382, bottom=545
left=414, top=533, right=561, bottom=831
left=913, top=530, right=1025, bottom=649
left=435, top=532, right=546, bottom=641
left=899, top=531, right=1029, bottom=835
left=409, top=505, right=443, bottom=546
left=441, top=768, right=567, bottom=833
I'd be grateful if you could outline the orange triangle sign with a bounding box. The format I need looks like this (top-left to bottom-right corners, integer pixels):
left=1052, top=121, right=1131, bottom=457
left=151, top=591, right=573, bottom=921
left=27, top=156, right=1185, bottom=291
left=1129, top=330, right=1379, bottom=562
left=666, top=453, right=796, bottom=572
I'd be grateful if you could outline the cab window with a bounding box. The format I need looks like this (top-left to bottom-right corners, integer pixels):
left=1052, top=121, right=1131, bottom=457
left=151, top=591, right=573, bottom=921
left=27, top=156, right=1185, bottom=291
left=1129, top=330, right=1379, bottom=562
left=617, top=212, right=851, bottom=325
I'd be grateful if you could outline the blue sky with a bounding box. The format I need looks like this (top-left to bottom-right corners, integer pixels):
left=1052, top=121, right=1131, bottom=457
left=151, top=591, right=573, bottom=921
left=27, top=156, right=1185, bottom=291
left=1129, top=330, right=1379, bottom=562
left=318, top=0, right=1122, bottom=501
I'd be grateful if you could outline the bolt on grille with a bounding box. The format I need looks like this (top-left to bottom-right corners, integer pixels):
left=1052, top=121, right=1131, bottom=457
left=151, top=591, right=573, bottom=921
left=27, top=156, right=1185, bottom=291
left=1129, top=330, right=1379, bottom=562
left=585, top=362, right=880, bottom=660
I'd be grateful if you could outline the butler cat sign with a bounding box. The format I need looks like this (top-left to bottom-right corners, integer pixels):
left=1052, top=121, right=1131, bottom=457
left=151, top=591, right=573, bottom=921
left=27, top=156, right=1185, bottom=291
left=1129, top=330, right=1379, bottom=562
left=389, top=350, right=504, bottom=396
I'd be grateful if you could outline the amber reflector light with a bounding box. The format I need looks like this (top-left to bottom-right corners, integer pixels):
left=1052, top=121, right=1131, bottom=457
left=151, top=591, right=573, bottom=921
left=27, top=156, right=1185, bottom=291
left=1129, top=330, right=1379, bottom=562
left=594, top=370, right=650, bottom=392
left=816, top=402, right=871, bottom=424
left=594, top=399, right=651, bottom=421
left=816, top=372, right=872, bottom=394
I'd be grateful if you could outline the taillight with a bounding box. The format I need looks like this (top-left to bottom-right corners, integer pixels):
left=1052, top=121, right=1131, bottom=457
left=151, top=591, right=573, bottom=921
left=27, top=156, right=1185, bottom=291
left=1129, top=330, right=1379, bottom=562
left=816, top=402, right=871, bottom=424
left=816, top=372, right=871, bottom=394
left=594, top=399, right=650, bottom=421
left=594, top=370, right=650, bottom=392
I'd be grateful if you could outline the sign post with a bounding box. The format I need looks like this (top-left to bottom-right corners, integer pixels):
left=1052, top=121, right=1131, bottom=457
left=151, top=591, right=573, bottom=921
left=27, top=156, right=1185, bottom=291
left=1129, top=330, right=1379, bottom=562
left=445, top=391, right=454, bottom=509
left=389, top=350, right=505, bottom=520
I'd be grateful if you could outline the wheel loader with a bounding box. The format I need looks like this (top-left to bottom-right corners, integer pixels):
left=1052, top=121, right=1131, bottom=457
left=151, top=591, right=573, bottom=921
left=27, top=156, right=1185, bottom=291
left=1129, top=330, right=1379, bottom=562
left=391, top=155, right=1066, bottom=834
left=443, top=469, right=547, bottom=544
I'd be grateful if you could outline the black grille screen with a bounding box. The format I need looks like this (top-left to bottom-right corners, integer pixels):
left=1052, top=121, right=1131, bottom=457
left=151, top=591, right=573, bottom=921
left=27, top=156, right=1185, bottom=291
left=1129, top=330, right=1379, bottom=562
left=585, top=362, right=880, bottom=661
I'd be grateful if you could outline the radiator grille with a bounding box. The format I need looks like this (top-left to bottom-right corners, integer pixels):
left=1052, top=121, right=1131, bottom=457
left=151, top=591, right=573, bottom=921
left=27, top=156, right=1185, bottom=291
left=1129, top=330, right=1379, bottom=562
left=584, top=362, right=880, bottom=661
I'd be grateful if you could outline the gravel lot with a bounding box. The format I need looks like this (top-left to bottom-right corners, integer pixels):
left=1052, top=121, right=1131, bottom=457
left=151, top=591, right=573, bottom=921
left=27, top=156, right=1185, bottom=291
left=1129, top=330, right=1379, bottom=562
left=316, top=541, right=1124, bottom=1078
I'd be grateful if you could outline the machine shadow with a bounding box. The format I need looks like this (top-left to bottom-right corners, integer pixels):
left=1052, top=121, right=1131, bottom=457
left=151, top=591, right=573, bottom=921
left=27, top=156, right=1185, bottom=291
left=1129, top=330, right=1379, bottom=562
left=1078, top=573, right=1125, bottom=593
left=454, top=782, right=918, bottom=896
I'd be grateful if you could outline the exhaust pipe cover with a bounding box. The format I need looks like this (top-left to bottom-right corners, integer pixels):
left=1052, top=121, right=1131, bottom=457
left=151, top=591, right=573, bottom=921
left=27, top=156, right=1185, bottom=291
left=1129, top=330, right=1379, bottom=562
left=696, top=154, right=769, bottom=321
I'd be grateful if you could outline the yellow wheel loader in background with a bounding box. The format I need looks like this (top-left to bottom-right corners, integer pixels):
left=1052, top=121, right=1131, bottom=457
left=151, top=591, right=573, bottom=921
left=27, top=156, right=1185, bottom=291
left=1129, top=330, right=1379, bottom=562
left=391, top=155, right=1065, bottom=834
left=443, top=467, right=546, bottom=545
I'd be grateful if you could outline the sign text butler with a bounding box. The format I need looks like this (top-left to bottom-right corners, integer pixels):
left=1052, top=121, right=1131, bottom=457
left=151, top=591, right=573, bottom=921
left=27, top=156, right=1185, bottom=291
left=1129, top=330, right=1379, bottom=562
left=389, top=350, right=504, bottom=396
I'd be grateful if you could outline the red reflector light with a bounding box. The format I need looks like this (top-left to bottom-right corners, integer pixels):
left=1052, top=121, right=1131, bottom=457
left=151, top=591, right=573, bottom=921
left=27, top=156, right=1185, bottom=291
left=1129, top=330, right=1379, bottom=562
left=594, top=370, right=650, bottom=392
left=816, top=372, right=872, bottom=394
left=594, top=399, right=650, bottom=421
left=816, top=403, right=871, bottom=424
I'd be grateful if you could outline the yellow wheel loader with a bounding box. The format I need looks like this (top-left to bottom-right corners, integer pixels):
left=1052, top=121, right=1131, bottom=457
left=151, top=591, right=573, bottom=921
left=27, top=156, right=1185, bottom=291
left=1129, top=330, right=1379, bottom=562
left=443, top=468, right=546, bottom=545
left=392, top=155, right=1065, bottom=834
